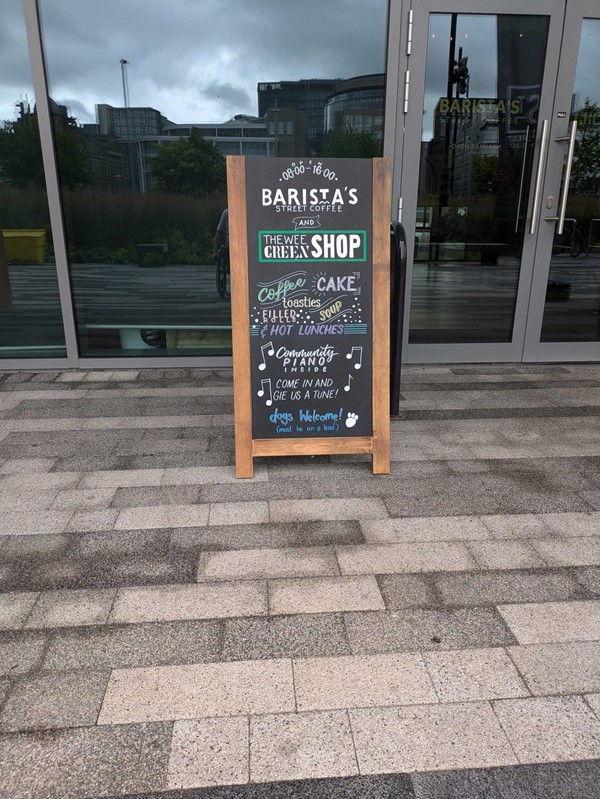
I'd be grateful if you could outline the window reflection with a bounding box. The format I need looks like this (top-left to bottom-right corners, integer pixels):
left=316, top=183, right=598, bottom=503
left=541, top=18, right=600, bottom=342
left=38, top=0, right=388, bottom=357
left=0, top=1, right=67, bottom=358
left=410, top=14, right=549, bottom=345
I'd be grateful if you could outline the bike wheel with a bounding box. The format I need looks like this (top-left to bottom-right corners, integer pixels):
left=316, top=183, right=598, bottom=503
left=216, top=251, right=227, bottom=297
left=570, top=230, right=583, bottom=258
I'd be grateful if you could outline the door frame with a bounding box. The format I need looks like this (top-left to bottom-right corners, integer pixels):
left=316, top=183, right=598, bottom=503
left=523, top=0, right=600, bottom=362
left=391, top=0, right=568, bottom=363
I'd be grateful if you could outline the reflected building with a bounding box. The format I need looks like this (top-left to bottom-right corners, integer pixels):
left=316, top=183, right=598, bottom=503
left=258, top=79, right=339, bottom=154
left=324, top=74, right=385, bottom=140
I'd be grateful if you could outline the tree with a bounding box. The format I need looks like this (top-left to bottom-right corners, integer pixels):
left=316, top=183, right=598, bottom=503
left=323, top=127, right=382, bottom=158
left=472, top=155, right=499, bottom=194
left=150, top=129, right=226, bottom=197
left=0, top=119, right=92, bottom=189
left=570, top=100, right=600, bottom=195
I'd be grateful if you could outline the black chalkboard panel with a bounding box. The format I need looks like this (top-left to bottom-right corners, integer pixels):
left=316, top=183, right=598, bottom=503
left=245, top=158, right=373, bottom=440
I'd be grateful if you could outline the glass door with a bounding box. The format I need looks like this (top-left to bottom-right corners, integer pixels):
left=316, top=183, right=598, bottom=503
left=395, top=0, right=566, bottom=362
left=523, top=0, right=600, bottom=361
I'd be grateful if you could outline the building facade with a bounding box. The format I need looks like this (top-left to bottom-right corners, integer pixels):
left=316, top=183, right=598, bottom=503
left=0, top=0, right=598, bottom=369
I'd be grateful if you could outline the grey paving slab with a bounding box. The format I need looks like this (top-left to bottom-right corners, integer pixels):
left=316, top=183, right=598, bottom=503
left=493, top=695, right=600, bottom=763
left=0, top=472, right=81, bottom=491
left=111, top=581, right=267, bottom=624
left=466, top=540, right=548, bottom=570
left=269, top=498, right=389, bottom=522
left=110, top=485, right=201, bottom=508
left=508, top=641, right=600, bottom=695
left=162, top=465, right=266, bottom=486
left=42, top=619, right=222, bottom=670
left=5, top=551, right=197, bottom=593
left=383, top=473, right=593, bottom=518
left=0, top=669, right=110, bottom=732
left=24, top=588, right=116, bottom=629
left=250, top=710, right=358, bottom=783
left=294, top=652, right=437, bottom=711
left=115, top=503, right=210, bottom=530
left=337, top=541, right=476, bottom=575
left=51, top=455, right=126, bottom=472
left=377, top=574, right=440, bottom=610
left=66, top=508, right=119, bottom=533
left=80, top=469, right=164, bottom=489
left=581, top=490, right=600, bottom=510
left=0, top=489, right=59, bottom=512
left=98, top=659, right=294, bottom=724
left=222, top=613, right=351, bottom=661
left=540, top=512, right=600, bottom=537
left=498, top=600, right=600, bottom=643
left=0, top=534, right=70, bottom=561
left=530, top=537, right=600, bottom=567
left=0, top=633, right=47, bottom=675
left=411, top=760, right=600, bottom=799
left=167, top=717, right=249, bottom=789
left=344, top=608, right=515, bottom=654
left=480, top=514, right=553, bottom=539
left=198, top=546, right=340, bottom=582
left=587, top=693, right=600, bottom=719
left=172, top=520, right=364, bottom=551
left=574, top=566, right=600, bottom=595
left=0, top=721, right=171, bottom=799
left=434, top=569, right=585, bottom=607
left=269, top=576, right=384, bottom=615
left=0, top=593, right=38, bottom=630
left=128, top=451, right=235, bottom=469
left=0, top=459, right=57, bottom=474
left=50, top=488, right=117, bottom=511
left=0, top=510, right=73, bottom=537
left=360, top=516, right=490, bottom=543
left=208, top=501, right=270, bottom=526
left=350, top=702, right=517, bottom=773
left=423, top=647, right=529, bottom=702
left=72, top=528, right=171, bottom=558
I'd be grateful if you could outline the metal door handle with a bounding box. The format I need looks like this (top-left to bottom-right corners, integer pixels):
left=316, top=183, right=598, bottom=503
left=544, top=122, right=577, bottom=235
left=530, top=119, right=549, bottom=235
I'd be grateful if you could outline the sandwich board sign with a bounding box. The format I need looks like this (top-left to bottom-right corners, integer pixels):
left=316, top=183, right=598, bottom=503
left=227, top=156, right=390, bottom=478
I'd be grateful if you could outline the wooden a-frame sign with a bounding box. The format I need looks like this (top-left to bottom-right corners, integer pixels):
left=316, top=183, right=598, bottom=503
left=227, top=155, right=391, bottom=478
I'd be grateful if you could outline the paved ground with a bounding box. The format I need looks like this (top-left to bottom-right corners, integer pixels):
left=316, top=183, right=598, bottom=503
left=0, top=362, right=599, bottom=799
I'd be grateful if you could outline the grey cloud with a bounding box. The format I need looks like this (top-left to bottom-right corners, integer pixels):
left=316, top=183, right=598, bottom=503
left=1, top=0, right=388, bottom=124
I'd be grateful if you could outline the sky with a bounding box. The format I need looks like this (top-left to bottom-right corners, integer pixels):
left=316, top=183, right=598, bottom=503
left=2, top=2, right=596, bottom=131
left=1, top=0, right=389, bottom=125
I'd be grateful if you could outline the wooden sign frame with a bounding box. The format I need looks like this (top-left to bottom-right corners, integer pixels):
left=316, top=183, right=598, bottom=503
left=228, top=156, right=391, bottom=478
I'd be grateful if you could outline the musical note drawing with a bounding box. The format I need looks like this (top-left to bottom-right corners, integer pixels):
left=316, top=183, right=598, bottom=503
left=346, top=346, right=363, bottom=370
left=258, top=341, right=274, bottom=371
left=344, top=374, right=354, bottom=392
left=257, top=378, right=273, bottom=406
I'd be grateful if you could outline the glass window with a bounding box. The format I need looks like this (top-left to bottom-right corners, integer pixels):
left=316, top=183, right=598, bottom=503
left=409, top=14, right=549, bottom=345
left=541, top=18, right=600, bottom=342
left=38, top=0, right=388, bottom=357
left=0, top=0, right=66, bottom=358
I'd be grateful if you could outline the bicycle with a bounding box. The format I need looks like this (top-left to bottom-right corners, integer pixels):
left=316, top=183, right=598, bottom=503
left=553, top=218, right=583, bottom=258
left=215, top=243, right=229, bottom=298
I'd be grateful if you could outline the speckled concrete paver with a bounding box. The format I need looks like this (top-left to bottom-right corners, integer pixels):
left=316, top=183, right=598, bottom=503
left=1, top=363, right=600, bottom=799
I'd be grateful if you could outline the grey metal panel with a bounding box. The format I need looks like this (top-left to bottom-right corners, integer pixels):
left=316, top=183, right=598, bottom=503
left=0, top=358, right=71, bottom=371
left=384, top=0, right=408, bottom=216
left=22, top=0, right=79, bottom=367
left=533, top=342, right=600, bottom=363
left=77, top=356, right=233, bottom=369
left=404, top=343, right=519, bottom=365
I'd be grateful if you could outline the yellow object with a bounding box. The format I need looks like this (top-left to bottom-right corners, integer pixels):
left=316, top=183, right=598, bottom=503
left=2, top=229, right=46, bottom=264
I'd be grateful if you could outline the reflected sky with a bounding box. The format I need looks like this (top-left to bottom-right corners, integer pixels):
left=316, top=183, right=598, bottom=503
left=1, top=0, right=388, bottom=124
